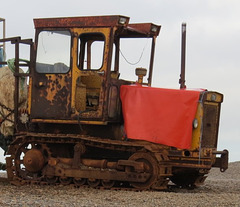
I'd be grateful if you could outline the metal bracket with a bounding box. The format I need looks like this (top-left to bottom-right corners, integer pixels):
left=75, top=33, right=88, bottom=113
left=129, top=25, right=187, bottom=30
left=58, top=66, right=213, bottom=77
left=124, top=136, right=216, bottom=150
left=212, top=149, right=229, bottom=172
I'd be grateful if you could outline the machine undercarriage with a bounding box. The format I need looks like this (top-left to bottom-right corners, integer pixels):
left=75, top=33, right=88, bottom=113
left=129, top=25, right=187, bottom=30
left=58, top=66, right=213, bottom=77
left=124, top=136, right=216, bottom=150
left=6, top=133, right=172, bottom=190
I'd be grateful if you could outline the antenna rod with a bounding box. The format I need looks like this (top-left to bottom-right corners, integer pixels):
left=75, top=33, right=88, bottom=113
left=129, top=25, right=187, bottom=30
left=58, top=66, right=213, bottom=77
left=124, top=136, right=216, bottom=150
left=179, top=22, right=186, bottom=89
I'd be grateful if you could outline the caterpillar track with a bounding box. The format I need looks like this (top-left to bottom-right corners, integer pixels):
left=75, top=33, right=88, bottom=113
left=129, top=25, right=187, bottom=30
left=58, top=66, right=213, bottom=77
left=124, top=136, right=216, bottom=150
left=6, top=133, right=172, bottom=190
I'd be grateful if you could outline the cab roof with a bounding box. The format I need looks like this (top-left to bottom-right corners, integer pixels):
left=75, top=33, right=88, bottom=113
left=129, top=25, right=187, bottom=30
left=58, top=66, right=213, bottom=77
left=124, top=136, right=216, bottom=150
left=33, top=15, right=161, bottom=38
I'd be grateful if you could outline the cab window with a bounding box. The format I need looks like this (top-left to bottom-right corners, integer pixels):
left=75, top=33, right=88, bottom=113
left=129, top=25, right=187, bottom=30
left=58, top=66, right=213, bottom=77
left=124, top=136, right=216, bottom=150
left=36, top=30, right=71, bottom=73
left=78, top=33, right=105, bottom=70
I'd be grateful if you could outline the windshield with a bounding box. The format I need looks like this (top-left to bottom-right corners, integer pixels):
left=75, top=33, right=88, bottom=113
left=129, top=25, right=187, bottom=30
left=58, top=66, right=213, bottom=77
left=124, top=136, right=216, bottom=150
left=36, top=30, right=71, bottom=73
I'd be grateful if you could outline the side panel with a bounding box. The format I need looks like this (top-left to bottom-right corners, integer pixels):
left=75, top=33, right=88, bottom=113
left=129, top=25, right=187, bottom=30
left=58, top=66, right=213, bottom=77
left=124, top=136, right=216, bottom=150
left=30, top=29, right=73, bottom=120
left=191, top=92, right=223, bottom=150
left=202, top=101, right=222, bottom=148
left=191, top=103, right=203, bottom=150
left=31, top=72, right=72, bottom=119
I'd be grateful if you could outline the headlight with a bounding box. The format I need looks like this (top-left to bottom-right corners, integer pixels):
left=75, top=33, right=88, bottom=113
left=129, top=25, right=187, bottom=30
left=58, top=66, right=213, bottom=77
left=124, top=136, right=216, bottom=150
left=151, top=25, right=158, bottom=33
left=119, top=17, right=127, bottom=25
left=211, top=94, right=216, bottom=101
left=193, top=118, right=198, bottom=129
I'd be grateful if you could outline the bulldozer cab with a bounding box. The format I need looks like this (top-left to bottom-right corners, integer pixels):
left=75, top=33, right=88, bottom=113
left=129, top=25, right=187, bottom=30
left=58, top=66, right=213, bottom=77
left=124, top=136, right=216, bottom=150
left=29, top=16, right=160, bottom=125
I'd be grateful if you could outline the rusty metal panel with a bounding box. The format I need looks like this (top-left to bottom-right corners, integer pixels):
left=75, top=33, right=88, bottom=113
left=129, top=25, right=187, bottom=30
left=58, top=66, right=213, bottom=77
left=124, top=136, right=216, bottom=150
left=31, top=73, right=71, bottom=119
left=33, top=16, right=161, bottom=38
left=108, top=85, right=118, bottom=118
left=34, top=15, right=130, bottom=29
left=201, top=103, right=220, bottom=148
left=212, top=150, right=228, bottom=172
left=127, top=23, right=161, bottom=36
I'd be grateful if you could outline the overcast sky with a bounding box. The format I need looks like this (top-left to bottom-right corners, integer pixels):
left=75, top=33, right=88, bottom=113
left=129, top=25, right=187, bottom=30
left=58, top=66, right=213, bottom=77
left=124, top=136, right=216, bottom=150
left=1, top=0, right=240, bottom=162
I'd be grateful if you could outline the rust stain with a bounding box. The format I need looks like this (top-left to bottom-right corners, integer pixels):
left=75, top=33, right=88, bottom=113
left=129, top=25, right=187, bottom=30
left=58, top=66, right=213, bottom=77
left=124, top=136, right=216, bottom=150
left=32, top=73, right=71, bottom=119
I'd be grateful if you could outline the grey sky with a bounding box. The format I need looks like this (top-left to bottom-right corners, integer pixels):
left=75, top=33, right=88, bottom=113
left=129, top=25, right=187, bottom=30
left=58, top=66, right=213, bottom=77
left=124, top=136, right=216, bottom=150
left=1, top=0, right=239, bottom=162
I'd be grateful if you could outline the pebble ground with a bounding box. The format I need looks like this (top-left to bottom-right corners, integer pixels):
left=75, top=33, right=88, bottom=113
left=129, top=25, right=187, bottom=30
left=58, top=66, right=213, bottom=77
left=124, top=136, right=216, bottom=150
left=0, top=162, right=239, bottom=207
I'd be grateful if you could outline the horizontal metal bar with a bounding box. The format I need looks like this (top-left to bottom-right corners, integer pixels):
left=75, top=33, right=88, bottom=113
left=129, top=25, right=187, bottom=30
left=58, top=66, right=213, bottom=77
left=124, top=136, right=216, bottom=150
left=49, top=167, right=150, bottom=183
left=0, top=36, right=21, bottom=43
left=212, top=150, right=228, bottom=155
left=14, top=73, right=30, bottom=77
left=32, top=118, right=108, bottom=125
left=19, top=39, right=33, bottom=45
left=0, top=62, right=30, bottom=67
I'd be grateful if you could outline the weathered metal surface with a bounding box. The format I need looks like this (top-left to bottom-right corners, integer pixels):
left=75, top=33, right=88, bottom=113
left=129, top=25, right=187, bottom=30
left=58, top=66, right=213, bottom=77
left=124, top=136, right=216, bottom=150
left=34, top=16, right=161, bottom=38
left=212, top=149, right=229, bottom=172
left=201, top=92, right=223, bottom=148
left=31, top=16, right=161, bottom=123
left=135, top=68, right=147, bottom=84
left=7, top=133, right=171, bottom=190
left=23, top=148, right=45, bottom=172
left=180, top=23, right=186, bottom=89
left=31, top=73, right=72, bottom=119
left=107, top=85, right=119, bottom=118
left=34, top=15, right=130, bottom=28
left=0, top=37, right=32, bottom=137
left=125, top=23, right=161, bottom=37
left=6, top=131, right=224, bottom=190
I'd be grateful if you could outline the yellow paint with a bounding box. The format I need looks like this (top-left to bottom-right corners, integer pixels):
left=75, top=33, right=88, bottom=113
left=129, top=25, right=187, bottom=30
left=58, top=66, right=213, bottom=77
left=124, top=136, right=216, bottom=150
left=27, top=77, right=32, bottom=114
left=191, top=102, right=204, bottom=150
left=43, top=74, right=70, bottom=104
left=205, top=92, right=223, bottom=103
left=29, top=27, right=114, bottom=122
left=71, top=35, right=80, bottom=113
left=190, top=92, right=223, bottom=150
left=70, top=27, right=112, bottom=118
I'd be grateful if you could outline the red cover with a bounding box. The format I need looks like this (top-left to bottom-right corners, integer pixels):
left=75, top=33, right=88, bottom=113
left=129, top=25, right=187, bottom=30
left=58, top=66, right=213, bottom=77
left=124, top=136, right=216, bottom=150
left=120, top=85, right=201, bottom=149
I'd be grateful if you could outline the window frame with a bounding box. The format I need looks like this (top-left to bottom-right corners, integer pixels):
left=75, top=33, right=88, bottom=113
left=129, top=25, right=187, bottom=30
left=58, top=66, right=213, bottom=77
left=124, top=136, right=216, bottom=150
left=77, top=32, right=106, bottom=71
left=35, top=29, right=72, bottom=74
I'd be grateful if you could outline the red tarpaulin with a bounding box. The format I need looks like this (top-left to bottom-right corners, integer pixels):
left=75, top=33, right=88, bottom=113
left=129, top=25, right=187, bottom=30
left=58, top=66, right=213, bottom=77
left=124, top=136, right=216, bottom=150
left=120, top=85, right=201, bottom=149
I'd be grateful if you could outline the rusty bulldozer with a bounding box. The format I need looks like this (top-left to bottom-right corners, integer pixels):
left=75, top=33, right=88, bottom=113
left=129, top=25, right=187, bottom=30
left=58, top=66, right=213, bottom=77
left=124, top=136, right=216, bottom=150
left=0, top=15, right=228, bottom=190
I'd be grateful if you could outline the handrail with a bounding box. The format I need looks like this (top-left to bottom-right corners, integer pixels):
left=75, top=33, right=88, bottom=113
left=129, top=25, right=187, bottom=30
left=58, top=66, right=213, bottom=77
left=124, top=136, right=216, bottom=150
left=0, top=36, right=33, bottom=133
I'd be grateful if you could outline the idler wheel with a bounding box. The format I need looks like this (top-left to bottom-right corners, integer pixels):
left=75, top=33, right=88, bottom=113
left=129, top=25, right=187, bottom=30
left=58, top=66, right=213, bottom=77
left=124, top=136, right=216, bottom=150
left=125, top=152, right=159, bottom=190
left=23, top=148, right=45, bottom=173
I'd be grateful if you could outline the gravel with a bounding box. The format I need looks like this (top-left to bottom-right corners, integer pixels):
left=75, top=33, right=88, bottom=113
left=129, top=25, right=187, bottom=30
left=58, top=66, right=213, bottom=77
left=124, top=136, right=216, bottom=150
left=0, top=162, right=240, bottom=207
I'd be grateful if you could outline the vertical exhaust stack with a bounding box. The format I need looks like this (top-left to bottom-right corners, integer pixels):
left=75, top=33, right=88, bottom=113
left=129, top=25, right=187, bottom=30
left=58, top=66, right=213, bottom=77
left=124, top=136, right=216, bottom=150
left=179, top=23, right=186, bottom=89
